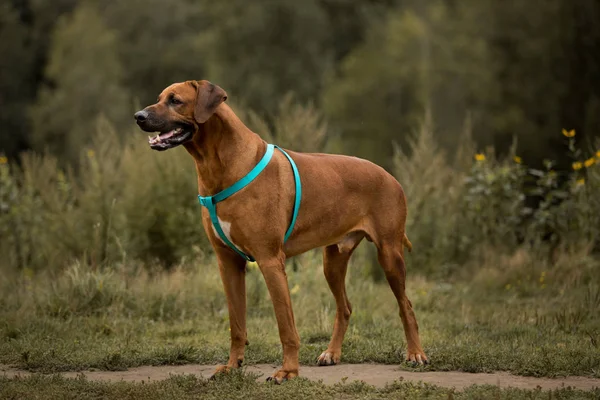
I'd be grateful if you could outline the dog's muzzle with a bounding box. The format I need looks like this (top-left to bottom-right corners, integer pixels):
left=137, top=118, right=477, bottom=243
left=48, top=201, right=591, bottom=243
left=134, top=110, right=194, bottom=151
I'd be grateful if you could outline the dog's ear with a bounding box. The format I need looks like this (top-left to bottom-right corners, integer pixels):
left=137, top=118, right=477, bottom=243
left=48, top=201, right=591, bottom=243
left=192, top=80, right=228, bottom=124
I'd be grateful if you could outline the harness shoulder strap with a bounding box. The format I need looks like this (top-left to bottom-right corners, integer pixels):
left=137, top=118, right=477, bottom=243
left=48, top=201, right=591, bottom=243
left=275, top=146, right=301, bottom=243
left=213, top=144, right=275, bottom=203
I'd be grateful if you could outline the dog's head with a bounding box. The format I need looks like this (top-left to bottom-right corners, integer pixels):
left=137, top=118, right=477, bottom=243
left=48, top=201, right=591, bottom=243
left=134, top=80, right=228, bottom=151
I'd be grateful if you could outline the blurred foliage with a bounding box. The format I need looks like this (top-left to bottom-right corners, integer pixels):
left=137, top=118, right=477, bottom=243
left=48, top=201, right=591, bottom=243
left=1, top=0, right=600, bottom=274
left=199, top=0, right=334, bottom=116
left=1, top=108, right=599, bottom=274
left=98, top=0, right=210, bottom=106
left=0, top=98, right=330, bottom=272
left=1, top=0, right=599, bottom=167
left=324, top=2, right=496, bottom=168
left=0, top=3, right=34, bottom=156
left=0, top=119, right=207, bottom=271
left=239, top=93, right=329, bottom=153
left=392, top=119, right=600, bottom=276
left=30, top=3, right=131, bottom=163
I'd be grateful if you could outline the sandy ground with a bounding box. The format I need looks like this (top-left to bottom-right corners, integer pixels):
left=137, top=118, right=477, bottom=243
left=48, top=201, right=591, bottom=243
left=3, top=364, right=600, bottom=391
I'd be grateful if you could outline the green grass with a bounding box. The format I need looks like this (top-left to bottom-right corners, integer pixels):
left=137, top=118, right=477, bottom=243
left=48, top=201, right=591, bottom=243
left=2, top=372, right=599, bottom=400
left=1, top=246, right=599, bottom=380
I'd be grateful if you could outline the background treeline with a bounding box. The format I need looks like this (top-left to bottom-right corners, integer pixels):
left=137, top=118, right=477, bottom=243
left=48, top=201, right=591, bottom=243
left=1, top=0, right=600, bottom=273
left=2, top=0, right=600, bottom=166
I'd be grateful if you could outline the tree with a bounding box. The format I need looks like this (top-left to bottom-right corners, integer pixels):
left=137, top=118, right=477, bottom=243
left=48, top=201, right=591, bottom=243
left=323, top=1, right=496, bottom=168
left=30, top=2, right=130, bottom=164
left=486, top=0, right=600, bottom=166
left=98, top=0, right=209, bottom=106
left=0, top=1, right=36, bottom=157
left=198, top=0, right=335, bottom=116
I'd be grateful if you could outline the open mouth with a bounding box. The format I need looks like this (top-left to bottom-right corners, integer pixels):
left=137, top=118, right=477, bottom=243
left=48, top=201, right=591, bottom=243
left=147, top=127, right=193, bottom=151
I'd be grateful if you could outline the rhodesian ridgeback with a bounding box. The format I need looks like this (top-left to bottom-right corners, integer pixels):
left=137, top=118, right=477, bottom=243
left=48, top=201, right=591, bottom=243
left=134, top=80, right=428, bottom=383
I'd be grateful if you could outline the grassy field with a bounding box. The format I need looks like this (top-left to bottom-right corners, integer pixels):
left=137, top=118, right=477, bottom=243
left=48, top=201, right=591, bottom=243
left=2, top=372, right=600, bottom=400
left=1, top=242, right=599, bottom=387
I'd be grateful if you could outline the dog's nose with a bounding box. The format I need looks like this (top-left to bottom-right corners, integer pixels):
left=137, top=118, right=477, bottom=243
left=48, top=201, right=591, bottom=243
left=134, top=110, right=148, bottom=122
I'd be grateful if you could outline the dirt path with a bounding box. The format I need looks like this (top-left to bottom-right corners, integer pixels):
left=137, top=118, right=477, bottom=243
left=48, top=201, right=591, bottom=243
left=2, top=364, right=600, bottom=391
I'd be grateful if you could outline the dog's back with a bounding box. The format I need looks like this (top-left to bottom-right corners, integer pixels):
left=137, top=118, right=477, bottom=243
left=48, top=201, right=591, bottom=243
left=281, top=150, right=409, bottom=253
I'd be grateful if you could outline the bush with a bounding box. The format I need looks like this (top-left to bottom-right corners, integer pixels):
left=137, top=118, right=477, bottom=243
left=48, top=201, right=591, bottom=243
left=0, top=96, right=332, bottom=273
left=524, top=136, right=600, bottom=252
left=392, top=114, right=471, bottom=275
left=1, top=103, right=599, bottom=278
left=393, top=120, right=600, bottom=277
left=0, top=118, right=207, bottom=272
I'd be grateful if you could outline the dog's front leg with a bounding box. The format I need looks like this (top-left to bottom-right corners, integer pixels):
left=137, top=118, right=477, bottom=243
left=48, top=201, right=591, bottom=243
left=212, top=248, right=248, bottom=376
left=258, top=253, right=300, bottom=383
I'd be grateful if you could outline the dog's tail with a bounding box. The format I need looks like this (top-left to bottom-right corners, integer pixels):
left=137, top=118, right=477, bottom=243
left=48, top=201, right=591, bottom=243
left=402, top=233, right=413, bottom=253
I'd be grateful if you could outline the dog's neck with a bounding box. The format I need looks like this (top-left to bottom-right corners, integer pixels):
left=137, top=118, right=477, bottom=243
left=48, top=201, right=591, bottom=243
left=184, top=103, right=266, bottom=196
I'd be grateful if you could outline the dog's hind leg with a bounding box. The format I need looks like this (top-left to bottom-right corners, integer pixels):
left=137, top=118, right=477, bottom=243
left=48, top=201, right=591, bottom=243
left=317, top=232, right=363, bottom=366
left=376, top=241, right=428, bottom=365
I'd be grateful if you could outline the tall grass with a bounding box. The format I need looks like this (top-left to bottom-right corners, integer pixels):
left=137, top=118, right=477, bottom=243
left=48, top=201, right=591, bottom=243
left=0, top=117, right=206, bottom=272
left=394, top=116, right=600, bottom=276
left=1, top=101, right=599, bottom=276
left=3, top=248, right=597, bottom=331
left=0, top=246, right=598, bottom=376
left=1, top=104, right=599, bottom=379
left=0, top=99, right=335, bottom=273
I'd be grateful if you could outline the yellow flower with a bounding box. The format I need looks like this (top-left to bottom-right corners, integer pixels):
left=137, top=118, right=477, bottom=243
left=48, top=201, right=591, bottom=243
left=513, top=156, right=522, bottom=164
left=572, top=161, right=583, bottom=171
left=584, top=157, right=595, bottom=168
left=562, top=128, right=576, bottom=138
left=474, top=153, right=486, bottom=162
left=87, top=149, right=95, bottom=158
left=576, top=178, right=585, bottom=186
left=290, top=284, right=300, bottom=295
left=0, top=156, right=7, bottom=164
left=596, top=150, right=600, bottom=158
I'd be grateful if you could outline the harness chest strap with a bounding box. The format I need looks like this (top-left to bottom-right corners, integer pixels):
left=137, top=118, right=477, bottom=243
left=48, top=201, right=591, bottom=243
left=197, top=144, right=301, bottom=262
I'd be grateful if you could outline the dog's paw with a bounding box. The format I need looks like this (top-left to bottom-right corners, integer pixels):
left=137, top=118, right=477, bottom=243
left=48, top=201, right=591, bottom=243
left=405, top=350, right=429, bottom=366
left=210, top=364, right=231, bottom=379
left=317, top=350, right=341, bottom=366
left=266, top=368, right=298, bottom=384
left=210, top=360, right=243, bottom=379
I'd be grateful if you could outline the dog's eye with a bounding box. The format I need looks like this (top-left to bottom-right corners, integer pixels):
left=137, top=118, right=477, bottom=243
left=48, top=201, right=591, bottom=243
left=170, top=97, right=182, bottom=105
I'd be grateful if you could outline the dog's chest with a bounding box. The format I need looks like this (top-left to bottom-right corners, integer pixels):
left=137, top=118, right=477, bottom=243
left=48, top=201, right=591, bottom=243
left=211, top=216, right=240, bottom=249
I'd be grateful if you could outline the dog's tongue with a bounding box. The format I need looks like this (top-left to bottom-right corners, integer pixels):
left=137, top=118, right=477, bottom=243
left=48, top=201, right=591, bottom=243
left=159, top=130, right=177, bottom=140
left=148, top=128, right=181, bottom=145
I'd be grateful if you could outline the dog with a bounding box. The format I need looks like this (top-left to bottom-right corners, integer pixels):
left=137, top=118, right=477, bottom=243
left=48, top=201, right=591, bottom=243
left=134, top=80, right=427, bottom=383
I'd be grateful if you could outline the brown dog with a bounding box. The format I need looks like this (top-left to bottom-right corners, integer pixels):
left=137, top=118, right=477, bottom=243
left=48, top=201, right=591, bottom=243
left=134, top=80, right=427, bottom=383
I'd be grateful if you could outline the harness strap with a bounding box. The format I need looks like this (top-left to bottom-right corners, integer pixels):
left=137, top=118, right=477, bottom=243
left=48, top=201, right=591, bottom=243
left=278, top=146, right=302, bottom=242
left=197, top=144, right=301, bottom=262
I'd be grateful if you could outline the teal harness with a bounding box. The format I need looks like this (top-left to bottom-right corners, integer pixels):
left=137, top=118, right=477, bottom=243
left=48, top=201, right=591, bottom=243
left=197, top=144, right=301, bottom=262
